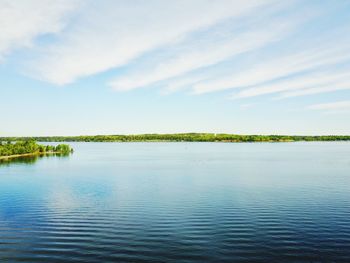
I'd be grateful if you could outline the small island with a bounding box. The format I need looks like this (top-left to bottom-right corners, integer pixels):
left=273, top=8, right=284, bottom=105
left=0, top=140, right=73, bottom=160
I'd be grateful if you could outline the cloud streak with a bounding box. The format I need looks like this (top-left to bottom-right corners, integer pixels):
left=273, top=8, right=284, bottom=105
left=26, top=0, right=271, bottom=85
left=195, top=42, right=350, bottom=95
left=232, top=69, right=350, bottom=99
left=109, top=15, right=294, bottom=91
left=2, top=0, right=350, bottom=114
left=0, top=0, right=79, bottom=62
left=308, top=101, right=350, bottom=111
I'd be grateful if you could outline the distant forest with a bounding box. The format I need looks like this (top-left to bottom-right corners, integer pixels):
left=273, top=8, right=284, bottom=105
left=1, top=133, right=350, bottom=143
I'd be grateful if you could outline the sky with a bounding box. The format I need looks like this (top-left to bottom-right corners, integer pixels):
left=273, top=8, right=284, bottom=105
left=1, top=0, right=350, bottom=136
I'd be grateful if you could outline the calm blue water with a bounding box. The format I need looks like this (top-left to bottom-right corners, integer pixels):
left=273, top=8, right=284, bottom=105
left=0, top=142, right=350, bottom=262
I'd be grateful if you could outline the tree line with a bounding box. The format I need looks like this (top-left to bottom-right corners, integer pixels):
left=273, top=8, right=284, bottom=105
left=1, top=133, right=350, bottom=143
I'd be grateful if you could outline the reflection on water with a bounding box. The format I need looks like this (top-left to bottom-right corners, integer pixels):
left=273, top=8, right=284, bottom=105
left=0, top=142, right=350, bottom=262
left=0, top=152, right=70, bottom=166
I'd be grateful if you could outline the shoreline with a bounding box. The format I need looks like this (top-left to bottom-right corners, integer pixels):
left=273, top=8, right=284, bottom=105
left=35, top=140, right=349, bottom=143
left=2, top=134, right=349, bottom=143
left=0, top=152, right=61, bottom=160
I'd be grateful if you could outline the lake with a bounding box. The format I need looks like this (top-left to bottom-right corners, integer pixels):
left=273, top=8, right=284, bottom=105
left=0, top=142, right=350, bottom=262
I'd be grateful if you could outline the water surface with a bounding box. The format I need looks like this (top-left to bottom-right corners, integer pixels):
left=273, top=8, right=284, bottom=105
left=1, top=142, right=350, bottom=262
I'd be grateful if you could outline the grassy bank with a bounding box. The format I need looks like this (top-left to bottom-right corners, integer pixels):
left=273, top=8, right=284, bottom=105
left=0, top=152, right=63, bottom=160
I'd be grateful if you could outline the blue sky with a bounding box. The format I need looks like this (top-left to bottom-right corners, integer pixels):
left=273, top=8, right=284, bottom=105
left=1, top=0, right=350, bottom=136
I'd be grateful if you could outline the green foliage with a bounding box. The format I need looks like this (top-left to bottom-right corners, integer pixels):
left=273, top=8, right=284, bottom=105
left=0, top=140, right=73, bottom=157
left=54, top=144, right=73, bottom=154
left=1, top=133, right=349, bottom=144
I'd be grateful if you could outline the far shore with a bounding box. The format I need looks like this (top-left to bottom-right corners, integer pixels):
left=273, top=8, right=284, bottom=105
left=1, top=133, right=349, bottom=143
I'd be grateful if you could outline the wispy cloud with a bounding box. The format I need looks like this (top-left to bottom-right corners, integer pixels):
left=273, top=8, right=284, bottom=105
left=308, top=100, right=350, bottom=111
left=1, top=0, right=350, bottom=112
left=2, top=1, right=350, bottom=135
left=278, top=81, right=350, bottom=99
left=196, top=42, right=350, bottom=95
left=0, top=0, right=79, bottom=62
left=232, top=68, right=350, bottom=99
left=109, top=13, right=295, bottom=91
left=26, top=0, right=272, bottom=85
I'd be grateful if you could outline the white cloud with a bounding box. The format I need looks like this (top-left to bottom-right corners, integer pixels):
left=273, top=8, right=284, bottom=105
left=193, top=43, right=350, bottom=94
left=161, top=75, right=207, bottom=95
left=3, top=0, right=350, bottom=107
left=278, top=82, right=350, bottom=99
left=232, top=70, right=350, bottom=99
left=109, top=20, right=292, bottom=91
left=308, top=100, right=350, bottom=111
left=0, top=0, right=79, bottom=62
left=27, top=0, right=271, bottom=85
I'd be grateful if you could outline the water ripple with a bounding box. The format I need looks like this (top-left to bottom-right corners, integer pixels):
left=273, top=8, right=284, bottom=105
left=1, top=142, right=350, bottom=262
